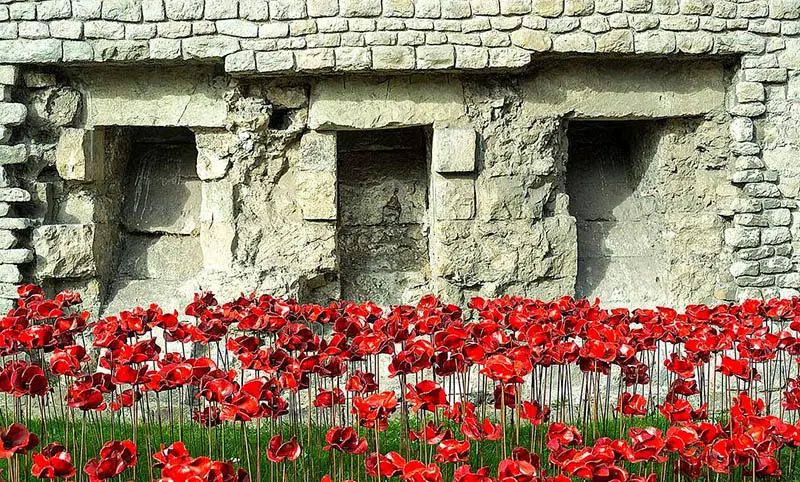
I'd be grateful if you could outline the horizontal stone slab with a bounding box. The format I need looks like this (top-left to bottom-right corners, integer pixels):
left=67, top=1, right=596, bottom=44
left=0, top=103, right=27, bottom=126
left=0, top=218, right=34, bottom=230
left=0, top=188, right=31, bottom=203
left=0, top=248, right=33, bottom=264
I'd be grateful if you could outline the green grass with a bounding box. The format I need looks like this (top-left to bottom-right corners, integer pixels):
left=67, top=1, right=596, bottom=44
left=8, top=413, right=800, bottom=482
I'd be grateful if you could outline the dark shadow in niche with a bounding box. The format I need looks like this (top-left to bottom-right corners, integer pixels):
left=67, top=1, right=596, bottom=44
left=565, top=121, right=659, bottom=304
left=336, top=127, right=431, bottom=306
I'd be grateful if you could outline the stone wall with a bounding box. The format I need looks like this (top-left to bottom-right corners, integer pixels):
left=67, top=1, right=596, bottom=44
left=0, top=0, right=797, bottom=310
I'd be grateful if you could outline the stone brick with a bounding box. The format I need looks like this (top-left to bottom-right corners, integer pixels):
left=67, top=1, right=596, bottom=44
left=216, top=19, right=259, bottom=37
left=55, top=128, right=104, bottom=182
left=149, top=38, right=181, bottom=59
left=50, top=20, right=83, bottom=39
left=205, top=0, right=239, bottom=19
left=102, top=0, right=143, bottom=22
left=164, top=0, right=204, bottom=20
left=770, top=0, right=800, bottom=18
left=32, top=224, right=97, bottom=278
left=142, top=0, right=166, bottom=21
left=597, top=30, right=634, bottom=52
left=270, top=0, right=307, bottom=19
left=38, top=0, right=72, bottom=20
left=434, top=175, right=475, bottom=220
left=224, top=50, right=256, bottom=72
left=532, top=0, right=565, bottom=16
left=0, top=66, right=18, bottom=86
left=0, top=145, right=27, bottom=165
left=736, top=82, right=766, bottom=103
left=416, top=45, right=455, bottom=69
left=731, top=260, right=760, bottom=277
left=510, top=29, right=552, bottom=51
left=0, top=188, right=29, bottom=203
left=295, top=48, right=336, bottom=70
left=297, top=170, right=336, bottom=220
left=335, top=46, right=372, bottom=70
left=725, top=227, right=761, bottom=248
left=761, top=256, right=792, bottom=273
left=0, top=39, right=62, bottom=63
left=73, top=0, right=103, bottom=20
left=341, top=0, right=382, bottom=16
left=0, top=103, right=25, bottom=125
left=433, top=128, right=476, bottom=173
left=0, top=264, right=21, bottom=283
left=182, top=36, right=240, bottom=58
left=0, top=218, right=33, bottom=231
left=0, top=232, right=16, bottom=250
left=0, top=249, right=33, bottom=264
left=256, top=50, right=295, bottom=71
left=634, top=31, right=676, bottom=53
left=372, top=46, right=415, bottom=69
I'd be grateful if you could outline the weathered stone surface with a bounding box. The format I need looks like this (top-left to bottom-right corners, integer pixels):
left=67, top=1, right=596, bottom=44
left=33, top=224, right=97, bottom=278
left=434, top=175, right=475, bottom=220
left=200, top=179, right=235, bottom=271
left=309, top=76, right=466, bottom=129
left=0, top=39, right=62, bottom=63
left=0, top=248, right=32, bottom=264
left=195, top=129, right=236, bottom=180
left=521, top=60, right=724, bottom=118
left=56, top=128, right=104, bottom=181
left=0, top=66, right=19, bottom=85
left=300, top=130, right=337, bottom=171
left=0, top=264, right=21, bottom=283
left=0, top=145, right=27, bottom=165
left=433, top=128, right=477, bottom=173
left=0, top=188, right=30, bottom=203
left=297, top=170, right=337, bottom=221
left=0, top=103, right=27, bottom=125
left=80, top=66, right=228, bottom=127
left=118, top=233, right=202, bottom=280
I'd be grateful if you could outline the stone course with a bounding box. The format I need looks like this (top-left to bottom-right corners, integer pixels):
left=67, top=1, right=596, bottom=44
left=0, top=0, right=795, bottom=310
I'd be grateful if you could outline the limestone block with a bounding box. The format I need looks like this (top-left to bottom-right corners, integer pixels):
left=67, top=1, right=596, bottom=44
left=102, top=0, right=143, bottom=22
left=0, top=218, right=33, bottom=230
left=521, top=60, right=724, bottom=118
left=770, top=0, right=800, bottom=18
left=341, top=0, right=381, bottom=16
left=0, top=231, right=17, bottom=249
left=0, top=40, right=62, bottom=63
left=0, top=248, right=33, bottom=264
left=0, top=145, right=27, bottom=165
left=0, top=66, right=19, bottom=85
left=225, top=50, right=256, bottom=73
left=0, top=264, right=20, bottom=283
left=297, top=170, right=337, bottom=221
left=432, top=128, right=476, bottom=173
left=80, top=66, right=228, bottom=128
left=0, top=188, right=30, bottom=203
left=195, top=129, right=237, bottom=180
left=729, top=117, right=754, bottom=142
left=510, top=29, right=552, bottom=51
left=200, top=180, right=235, bottom=271
left=0, top=127, right=8, bottom=145
left=725, top=227, right=761, bottom=248
left=0, top=103, right=27, bottom=126
left=417, top=45, right=456, bottom=69
left=164, top=0, right=203, bottom=20
left=205, top=0, right=238, bottom=19
left=309, top=76, right=467, bottom=130
left=118, top=234, right=202, bottom=279
left=300, top=131, right=337, bottom=171
left=434, top=175, right=475, bottom=220
left=256, top=51, right=295, bottom=72
left=182, top=36, right=241, bottom=59
left=372, top=46, right=416, bottom=70
left=33, top=224, right=98, bottom=278
left=55, top=128, right=104, bottom=182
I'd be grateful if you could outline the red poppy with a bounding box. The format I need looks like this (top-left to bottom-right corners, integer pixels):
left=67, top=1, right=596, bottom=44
left=461, top=414, right=502, bottom=441
left=352, top=391, right=398, bottom=431
left=0, top=423, right=38, bottom=458
left=406, top=381, right=448, bottom=413
left=345, top=371, right=378, bottom=393
left=314, top=388, right=346, bottom=409
left=434, top=439, right=470, bottom=463
left=32, top=443, right=76, bottom=479
left=520, top=401, right=550, bottom=425
left=267, top=435, right=301, bottom=463
left=453, top=465, right=493, bottom=482
left=627, top=427, right=666, bottom=463
left=497, top=457, right=539, bottom=482
left=545, top=423, right=583, bottom=450
left=409, top=422, right=452, bottom=444
left=402, top=460, right=442, bottom=482
left=83, top=440, right=137, bottom=481
left=717, top=356, right=759, bottom=381
left=365, top=452, right=406, bottom=478
left=616, top=392, right=647, bottom=417
left=324, top=427, right=368, bottom=454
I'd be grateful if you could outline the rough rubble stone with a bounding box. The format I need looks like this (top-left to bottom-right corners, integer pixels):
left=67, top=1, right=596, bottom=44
left=0, top=145, right=27, bottom=165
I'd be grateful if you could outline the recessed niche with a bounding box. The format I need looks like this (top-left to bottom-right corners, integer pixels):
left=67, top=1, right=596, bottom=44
left=566, top=121, right=667, bottom=306
left=102, top=127, right=203, bottom=314
left=337, top=127, right=430, bottom=305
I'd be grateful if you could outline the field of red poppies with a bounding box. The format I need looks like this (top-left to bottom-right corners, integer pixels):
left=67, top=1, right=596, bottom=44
left=3, top=284, right=800, bottom=482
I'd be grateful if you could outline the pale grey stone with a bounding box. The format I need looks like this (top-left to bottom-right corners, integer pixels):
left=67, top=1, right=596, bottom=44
left=296, top=48, right=335, bottom=70
left=0, top=39, right=62, bottom=63
left=730, top=117, right=755, bottom=142
left=0, top=145, right=22, bottom=166
left=770, top=0, right=800, bottom=18
left=501, top=0, right=533, bottom=13
left=0, top=264, right=20, bottom=283
left=434, top=175, right=475, bottom=220
left=335, top=46, right=372, bottom=70
left=125, top=24, right=157, bottom=40
left=341, top=0, right=381, bottom=16
left=510, top=29, right=552, bottom=51
left=62, top=40, right=94, bottom=61
left=0, top=232, right=16, bottom=250
left=149, top=38, right=182, bottom=58
left=0, top=249, right=33, bottom=264
left=84, top=20, right=125, bottom=39
left=433, top=128, right=476, bottom=173
left=56, top=128, right=104, bottom=182
left=19, top=22, right=51, bottom=39
left=634, top=31, right=676, bottom=53
left=164, top=0, right=204, bottom=19
left=102, top=0, right=143, bottom=21
left=0, top=188, right=30, bottom=203
left=0, top=219, right=33, bottom=231
left=195, top=129, right=236, bottom=179
left=0, top=103, right=25, bottom=125
left=142, top=0, right=166, bottom=21
left=259, top=23, right=290, bottom=38
left=725, top=227, right=761, bottom=248
left=763, top=227, right=791, bottom=244
left=37, top=0, right=71, bottom=20
left=205, top=0, right=239, bottom=19
left=94, top=39, right=149, bottom=61
left=0, top=66, right=18, bottom=86
left=256, top=51, right=295, bottom=71
left=225, top=50, right=256, bottom=72
left=216, top=19, right=259, bottom=37
left=416, top=45, right=455, bottom=69
left=33, top=224, right=96, bottom=277
left=270, top=0, right=307, bottom=19
left=50, top=20, right=83, bottom=39
left=182, top=36, right=240, bottom=58
left=372, top=45, right=415, bottom=69
left=73, top=0, right=102, bottom=19
left=300, top=130, right=337, bottom=172
left=731, top=260, right=759, bottom=277
left=532, top=0, right=564, bottom=16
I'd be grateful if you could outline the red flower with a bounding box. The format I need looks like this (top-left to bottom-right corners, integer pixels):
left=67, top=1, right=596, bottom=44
left=324, top=427, right=368, bottom=454
left=345, top=371, right=378, bottom=394
left=519, top=401, right=550, bottom=426
left=616, top=392, right=647, bottom=417
left=267, top=435, right=301, bottom=463
left=545, top=423, right=582, bottom=450
left=627, top=427, right=666, bottom=463
left=717, top=356, right=759, bottom=381
left=32, top=443, right=76, bottom=479
left=402, top=460, right=442, bottom=482
left=480, top=353, right=531, bottom=384
left=83, top=440, right=136, bottom=481
left=365, top=452, right=406, bottom=478
left=453, top=465, right=493, bottom=482
left=406, top=381, right=448, bottom=413
left=434, top=439, right=470, bottom=463
left=0, top=423, right=38, bottom=458
left=461, top=414, right=502, bottom=441
left=314, top=388, right=346, bottom=409
left=352, top=391, right=398, bottom=431
left=409, top=422, right=452, bottom=444
left=497, top=457, right=539, bottom=482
